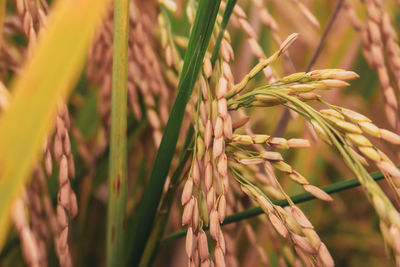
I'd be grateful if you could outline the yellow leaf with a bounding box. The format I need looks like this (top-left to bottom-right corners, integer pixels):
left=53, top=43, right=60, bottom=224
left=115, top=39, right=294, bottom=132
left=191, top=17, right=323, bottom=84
left=0, top=0, right=110, bottom=249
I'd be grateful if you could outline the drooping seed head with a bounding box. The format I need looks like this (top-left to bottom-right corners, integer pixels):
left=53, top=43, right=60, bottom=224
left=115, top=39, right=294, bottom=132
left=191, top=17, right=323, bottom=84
left=186, top=227, right=195, bottom=258
left=59, top=155, right=69, bottom=186
left=268, top=213, right=288, bottom=238
left=232, top=134, right=253, bottom=145
left=327, top=71, right=359, bottom=81
left=214, top=116, right=224, bottom=139
left=377, top=161, right=400, bottom=178
left=69, top=191, right=78, bottom=219
left=218, top=195, right=227, bottom=223
left=289, top=171, right=309, bottom=185
left=182, top=178, right=194, bottom=205
left=317, top=242, right=334, bottom=267
left=261, top=151, right=283, bottom=161
left=213, top=137, right=224, bottom=159
left=292, top=234, right=317, bottom=255
left=279, top=33, right=299, bottom=55
left=251, top=134, right=270, bottom=144
left=205, top=120, right=213, bottom=148
left=217, top=77, right=228, bottom=99
left=210, top=208, right=220, bottom=240
left=291, top=205, right=313, bottom=229
left=320, top=79, right=350, bottom=88
left=198, top=230, right=209, bottom=261
left=303, top=185, right=333, bottom=202
left=359, top=146, right=381, bottom=162
left=214, top=246, right=226, bottom=267
left=271, top=161, right=293, bottom=173
left=193, top=159, right=201, bottom=186
left=182, top=197, right=195, bottom=226
left=232, top=116, right=250, bottom=129
left=380, top=129, right=400, bottom=145
left=345, top=133, right=372, bottom=147
left=223, top=116, right=232, bottom=140
left=359, top=122, right=380, bottom=137
left=287, top=138, right=310, bottom=148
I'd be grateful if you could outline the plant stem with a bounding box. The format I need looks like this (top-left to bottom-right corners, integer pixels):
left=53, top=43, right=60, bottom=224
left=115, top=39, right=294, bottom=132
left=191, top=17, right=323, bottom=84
left=129, top=1, right=221, bottom=265
left=305, top=0, right=345, bottom=72
left=136, top=1, right=237, bottom=262
left=138, top=136, right=193, bottom=267
left=106, top=0, right=129, bottom=265
left=162, top=169, right=387, bottom=242
left=272, top=0, right=344, bottom=138
left=210, top=0, right=237, bottom=66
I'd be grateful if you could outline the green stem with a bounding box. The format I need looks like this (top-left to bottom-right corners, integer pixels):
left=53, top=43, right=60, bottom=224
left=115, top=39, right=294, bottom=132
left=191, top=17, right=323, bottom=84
left=138, top=135, right=193, bottom=267
left=135, top=1, right=237, bottom=263
left=106, top=0, right=129, bottom=265
left=162, top=169, right=387, bottom=242
left=129, top=1, right=221, bottom=265
left=210, top=0, right=237, bottom=66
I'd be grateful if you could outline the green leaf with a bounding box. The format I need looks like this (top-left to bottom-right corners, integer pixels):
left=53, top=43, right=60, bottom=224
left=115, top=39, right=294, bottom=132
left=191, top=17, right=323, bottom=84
left=129, top=0, right=221, bottom=265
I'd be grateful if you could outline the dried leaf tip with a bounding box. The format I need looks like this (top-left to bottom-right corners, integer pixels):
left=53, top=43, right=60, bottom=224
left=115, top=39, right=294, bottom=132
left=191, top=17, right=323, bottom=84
left=279, top=33, right=299, bottom=55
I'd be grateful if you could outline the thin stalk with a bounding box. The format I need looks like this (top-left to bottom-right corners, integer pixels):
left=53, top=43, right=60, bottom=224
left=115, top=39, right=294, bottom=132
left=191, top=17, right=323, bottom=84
left=106, top=0, right=129, bottom=266
left=136, top=1, right=237, bottom=262
left=138, top=139, right=193, bottom=267
left=129, top=1, right=221, bottom=265
left=272, top=0, right=344, bottom=137
left=210, top=0, right=237, bottom=66
left=162, top=169, right=387, bottom=242
left=305, top=0, right=345, bottom=72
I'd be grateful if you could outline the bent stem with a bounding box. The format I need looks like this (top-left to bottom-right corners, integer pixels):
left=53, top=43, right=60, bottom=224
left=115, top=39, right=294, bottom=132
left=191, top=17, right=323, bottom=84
left=162, top=169, right=387, bottom=242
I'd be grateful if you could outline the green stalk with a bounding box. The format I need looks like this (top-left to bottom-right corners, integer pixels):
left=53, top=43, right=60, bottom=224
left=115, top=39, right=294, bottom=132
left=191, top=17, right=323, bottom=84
left=0, top=168, right=392, bottom=261
left=129, top=1, right=221, bottom=265
left=138, top=140, right=193, bottom=267
left=162, top=170, right=387, bottom=242
left=210, top=0, right=237, bottom=66
left=106, top=0, right=129, bottom=266
left=136, top=1, right=237, bottom=262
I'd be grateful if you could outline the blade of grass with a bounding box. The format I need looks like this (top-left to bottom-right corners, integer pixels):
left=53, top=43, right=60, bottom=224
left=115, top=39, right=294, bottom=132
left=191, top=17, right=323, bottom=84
left=129, top=0, right=221, bottom=265
left=106, top=0, right=129, bottom=266
left=210, top=0, right=237, bottom=66
left=137, top=1, right=237, bottom=262
left=162, top=169, right=388, bottom=242
left=0, top=0, right=110, bottom=249
left=138, top=126, right=194, bottom=267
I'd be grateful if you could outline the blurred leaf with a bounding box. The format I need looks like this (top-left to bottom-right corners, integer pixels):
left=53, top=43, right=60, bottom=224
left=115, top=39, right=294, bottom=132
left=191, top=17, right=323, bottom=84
left=75, top=89, right=100, bottom=139
left=0, top=0, right=111, bottom=249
